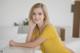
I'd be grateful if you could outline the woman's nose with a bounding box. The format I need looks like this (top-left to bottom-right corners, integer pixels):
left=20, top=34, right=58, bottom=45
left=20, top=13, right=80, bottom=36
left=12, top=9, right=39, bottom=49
left=35, top=14, right=39, bottom=18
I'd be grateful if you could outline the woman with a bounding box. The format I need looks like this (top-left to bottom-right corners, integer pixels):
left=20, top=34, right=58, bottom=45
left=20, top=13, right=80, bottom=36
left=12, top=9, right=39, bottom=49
left=9, top=3, right=74, bottom=53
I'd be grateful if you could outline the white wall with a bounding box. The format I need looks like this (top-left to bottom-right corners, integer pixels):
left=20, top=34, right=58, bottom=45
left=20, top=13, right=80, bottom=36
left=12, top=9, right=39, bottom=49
left=0, top=0, right=75, bottom=49
left=0, top=0, right=74, bottom=27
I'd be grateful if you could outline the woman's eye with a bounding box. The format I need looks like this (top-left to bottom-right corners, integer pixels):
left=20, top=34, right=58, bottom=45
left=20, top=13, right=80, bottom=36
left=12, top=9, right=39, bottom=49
left=38, top=13, right=42, bottom=15
left=32, top=13, right=36, bottom=15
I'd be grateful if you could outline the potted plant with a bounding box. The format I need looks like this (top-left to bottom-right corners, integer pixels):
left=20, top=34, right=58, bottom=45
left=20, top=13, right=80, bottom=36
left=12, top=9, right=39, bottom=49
left=14, top=18, right=29, bottom=34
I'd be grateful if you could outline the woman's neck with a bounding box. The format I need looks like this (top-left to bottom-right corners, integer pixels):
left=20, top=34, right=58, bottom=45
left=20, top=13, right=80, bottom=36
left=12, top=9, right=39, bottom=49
left=37, top=21, right=44, bottom=31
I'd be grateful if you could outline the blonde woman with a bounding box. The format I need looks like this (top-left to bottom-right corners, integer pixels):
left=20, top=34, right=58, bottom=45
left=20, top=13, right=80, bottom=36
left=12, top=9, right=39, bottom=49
left=9, top=3, right=74, bottom=53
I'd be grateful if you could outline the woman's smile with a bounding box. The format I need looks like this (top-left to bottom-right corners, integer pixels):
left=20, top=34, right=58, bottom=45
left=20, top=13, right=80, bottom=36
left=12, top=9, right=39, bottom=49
left=32, top=8, right=44, bottom=24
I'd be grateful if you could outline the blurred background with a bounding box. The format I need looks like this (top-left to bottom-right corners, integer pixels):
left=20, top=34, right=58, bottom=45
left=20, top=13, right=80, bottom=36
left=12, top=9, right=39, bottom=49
left=0, top=0, right=80, bottom=53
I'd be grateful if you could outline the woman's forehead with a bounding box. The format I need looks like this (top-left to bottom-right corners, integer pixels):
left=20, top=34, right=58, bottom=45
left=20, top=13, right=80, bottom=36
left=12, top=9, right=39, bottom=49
left=33, top=8, right=43, bottom=13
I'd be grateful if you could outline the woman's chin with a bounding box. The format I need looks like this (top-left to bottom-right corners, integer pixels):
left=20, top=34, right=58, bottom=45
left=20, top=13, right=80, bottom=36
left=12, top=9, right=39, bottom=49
left=35, top=22, right=39, bottom=24
left=34, top=21, right=40, bottom=24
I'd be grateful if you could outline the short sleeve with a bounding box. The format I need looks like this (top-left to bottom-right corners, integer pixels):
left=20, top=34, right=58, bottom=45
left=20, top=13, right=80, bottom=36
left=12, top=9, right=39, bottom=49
left=39, top=25, right=53, bottom=39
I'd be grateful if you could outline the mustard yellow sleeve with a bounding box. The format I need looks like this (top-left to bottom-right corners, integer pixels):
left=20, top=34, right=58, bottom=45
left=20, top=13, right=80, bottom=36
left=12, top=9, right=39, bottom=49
left=39, top=26, right=53, bottom=39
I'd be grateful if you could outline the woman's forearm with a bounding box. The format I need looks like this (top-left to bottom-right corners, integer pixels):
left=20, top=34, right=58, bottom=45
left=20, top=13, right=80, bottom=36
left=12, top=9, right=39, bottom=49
left=14, top=42, right=38, bottom=48
left=25, top=26, right=35, bottom=42
left=26, top=21, right=36, bottom=42
left=26, top=30, right=33, bottom=42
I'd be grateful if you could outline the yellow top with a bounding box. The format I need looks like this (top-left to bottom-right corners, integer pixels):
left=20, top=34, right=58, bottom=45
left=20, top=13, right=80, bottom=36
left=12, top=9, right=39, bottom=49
left=32, top=24, right=71, bottom=53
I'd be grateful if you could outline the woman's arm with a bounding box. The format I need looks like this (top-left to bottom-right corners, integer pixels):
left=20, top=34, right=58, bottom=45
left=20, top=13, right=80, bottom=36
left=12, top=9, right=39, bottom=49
left=25, top=28, right=33, bottom=42
left=9, top=20, right=37, bottom=48
left=9, top=37, right=47, bottom=48
left=25, top=20, right=36, bottom=42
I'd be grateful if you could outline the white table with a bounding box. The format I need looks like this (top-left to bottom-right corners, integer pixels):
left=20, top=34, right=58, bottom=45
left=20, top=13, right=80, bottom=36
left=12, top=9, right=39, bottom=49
left=2, top=46, right=35, bottom=53
left=66, top=39, right=80, bottom=53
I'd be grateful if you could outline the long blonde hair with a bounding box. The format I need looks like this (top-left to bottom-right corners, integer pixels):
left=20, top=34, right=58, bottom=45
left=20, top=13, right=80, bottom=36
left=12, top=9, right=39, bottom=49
left=28, top=3, right=50, bottom=32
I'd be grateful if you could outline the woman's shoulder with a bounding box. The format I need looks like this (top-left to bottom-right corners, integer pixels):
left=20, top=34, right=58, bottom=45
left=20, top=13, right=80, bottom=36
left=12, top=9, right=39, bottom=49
left=45, top=24, right=55, bottom=30
left=45, top=24, right=58, bottom=33
left=46, top=24, right=55, bottom=28
left=46, top=24, right=58, bottom=32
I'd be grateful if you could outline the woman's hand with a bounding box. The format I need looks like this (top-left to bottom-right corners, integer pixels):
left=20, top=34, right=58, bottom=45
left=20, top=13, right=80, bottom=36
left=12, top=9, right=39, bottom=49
left=29, top=20, right=36, bottom=32
left=9, top=40, right=16, bottom=47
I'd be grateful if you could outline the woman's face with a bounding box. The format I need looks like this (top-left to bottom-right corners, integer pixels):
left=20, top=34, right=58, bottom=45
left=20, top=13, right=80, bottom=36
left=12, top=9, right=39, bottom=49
left=32, top=7, right=45, bottom=24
